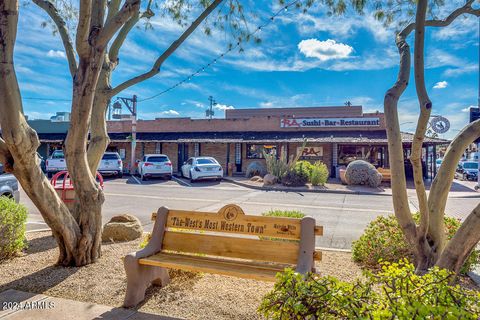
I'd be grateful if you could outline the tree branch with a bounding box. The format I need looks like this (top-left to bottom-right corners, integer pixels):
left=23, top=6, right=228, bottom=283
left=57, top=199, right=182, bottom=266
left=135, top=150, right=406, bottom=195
left=94, top=0, right=140, bottom=50
left=436, top=202, right=480, bottom=275
left=105, top=0, right=122, bottom=23
left=428, top=119, right=480, bottom=253
left=108, top=9, right=140, bottom=63
left=76, top=0, right=92, bottom=58
left=32, top=0, right=77, bottom=77
left=109, top=0, right=224, bottom=97
left=411, top=0, right=430, bottom=241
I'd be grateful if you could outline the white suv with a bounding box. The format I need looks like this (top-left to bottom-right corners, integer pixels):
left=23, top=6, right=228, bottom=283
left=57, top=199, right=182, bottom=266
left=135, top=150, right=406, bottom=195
left=138, top=154, right=173, bottom=181
left=98, top=152, right=123, bottom=178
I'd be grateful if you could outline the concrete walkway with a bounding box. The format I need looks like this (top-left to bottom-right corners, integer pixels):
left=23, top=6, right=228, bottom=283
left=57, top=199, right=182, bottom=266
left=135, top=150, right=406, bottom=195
left=0, top=289, right=180, bottom=320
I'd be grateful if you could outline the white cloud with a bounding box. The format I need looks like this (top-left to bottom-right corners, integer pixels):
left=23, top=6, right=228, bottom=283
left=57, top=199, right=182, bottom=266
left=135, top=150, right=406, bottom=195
left=433, top=81, right=448, bottom=89
left=161, top=110, right=180, bottom=116
left=298, top=39, right=353, bottom=62
left=443, top=64, right=478, bottom=77
left=215, top=104, right=234, bottom=110
left=46, top=50, right=66, bottom=59
left=461, top=106, right=476, bottom=113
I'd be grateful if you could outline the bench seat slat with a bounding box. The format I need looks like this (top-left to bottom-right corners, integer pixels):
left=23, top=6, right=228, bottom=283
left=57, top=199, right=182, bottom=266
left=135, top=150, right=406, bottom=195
left=162, top=231, right=300, bottom=265
left=139, top=253, right=286, bottom=282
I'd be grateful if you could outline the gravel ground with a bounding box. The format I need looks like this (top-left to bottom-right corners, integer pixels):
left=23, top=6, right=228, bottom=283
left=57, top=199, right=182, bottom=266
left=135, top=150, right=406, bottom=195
left=2, top=232, right=475, bottom=319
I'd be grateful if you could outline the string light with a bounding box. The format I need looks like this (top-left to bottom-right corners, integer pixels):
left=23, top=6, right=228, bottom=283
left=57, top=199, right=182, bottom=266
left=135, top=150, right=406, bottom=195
left=137, top=0, right=302, bottom=103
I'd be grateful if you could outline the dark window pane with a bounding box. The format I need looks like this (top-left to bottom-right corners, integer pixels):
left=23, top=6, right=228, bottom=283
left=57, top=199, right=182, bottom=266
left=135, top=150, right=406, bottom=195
left=102, top=154, right=119, bottom=160
left=147, top=156, right=168, bottom=163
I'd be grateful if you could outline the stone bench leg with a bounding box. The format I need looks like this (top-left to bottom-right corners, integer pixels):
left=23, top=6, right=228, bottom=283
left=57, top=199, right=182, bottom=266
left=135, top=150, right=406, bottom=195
left=123, top=253, right=170, bottom=307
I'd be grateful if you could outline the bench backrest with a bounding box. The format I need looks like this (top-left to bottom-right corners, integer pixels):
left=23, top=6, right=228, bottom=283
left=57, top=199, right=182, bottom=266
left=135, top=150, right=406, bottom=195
left=151, top=204, right=322, bottom=269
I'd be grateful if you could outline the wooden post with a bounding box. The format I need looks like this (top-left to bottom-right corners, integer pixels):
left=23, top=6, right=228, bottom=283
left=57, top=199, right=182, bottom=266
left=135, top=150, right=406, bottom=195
left=295, top=216, right=315, bottom=274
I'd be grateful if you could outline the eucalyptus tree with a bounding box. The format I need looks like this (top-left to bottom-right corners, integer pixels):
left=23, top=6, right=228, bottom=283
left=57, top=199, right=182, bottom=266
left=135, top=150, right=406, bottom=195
left=0, top=0, right=250, bottom=267
left=375, top=0, right=480, bottom=274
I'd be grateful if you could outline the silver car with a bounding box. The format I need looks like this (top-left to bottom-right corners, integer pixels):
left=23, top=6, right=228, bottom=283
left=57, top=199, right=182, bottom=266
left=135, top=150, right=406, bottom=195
left=0, top=163, right=20, bottom=203
left=98, top=152, right=123, bottom=178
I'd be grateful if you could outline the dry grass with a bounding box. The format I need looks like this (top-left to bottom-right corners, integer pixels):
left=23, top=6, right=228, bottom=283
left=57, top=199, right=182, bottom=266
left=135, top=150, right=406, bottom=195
left=0, top=232, right=378, bottom=319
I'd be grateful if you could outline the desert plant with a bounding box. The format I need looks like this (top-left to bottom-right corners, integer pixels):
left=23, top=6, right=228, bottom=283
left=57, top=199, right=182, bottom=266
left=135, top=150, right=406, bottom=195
left=310, top=161, right=329, bottom=186
left=0, top=197, right=27, bottom=260
left=263, top=142, right=306, bottom=180
left=245, top=161, right=267, bottom=178
left=352, top=214, right=479, bottom=274
left=258, top=259, right=480, bottom=320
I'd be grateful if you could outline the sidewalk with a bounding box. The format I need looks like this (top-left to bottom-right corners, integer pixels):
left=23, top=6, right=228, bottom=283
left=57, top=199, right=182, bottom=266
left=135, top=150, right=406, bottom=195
left=224, top=176, right=479, bottom=198
left=0, top=289, right=180, bottom=320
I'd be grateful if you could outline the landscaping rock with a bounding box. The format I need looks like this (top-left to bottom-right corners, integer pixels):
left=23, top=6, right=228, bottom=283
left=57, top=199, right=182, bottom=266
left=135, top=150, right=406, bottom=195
left=344, top=160, right=382, bottom=188
left=245, top=161, right=267, bottom=178
left=250, top=175, right=264, bottom=182
left=102, top=214, right=143, bottom=242
left=263, top=174, right=278, bottom=186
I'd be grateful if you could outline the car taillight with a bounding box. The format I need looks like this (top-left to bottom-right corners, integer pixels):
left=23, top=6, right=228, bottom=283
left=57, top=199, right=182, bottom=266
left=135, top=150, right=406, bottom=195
left=165, top=162, right=172, bottom=166
left=194, top=166, right=201, bottom=172
left=144, top=162, right=153, bottom=167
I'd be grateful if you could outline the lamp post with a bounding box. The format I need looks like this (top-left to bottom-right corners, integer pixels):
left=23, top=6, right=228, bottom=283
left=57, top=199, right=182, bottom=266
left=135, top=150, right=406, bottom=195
left=113, top=95, right=137, bottom=175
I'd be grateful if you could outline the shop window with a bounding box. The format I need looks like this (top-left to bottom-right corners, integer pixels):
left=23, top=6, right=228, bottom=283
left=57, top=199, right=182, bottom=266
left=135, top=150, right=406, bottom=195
left=338, top=145, right=382, bottom=167
left=235, top=143, right=242, bottom=164
left=246, top=144, right=277, bottom=159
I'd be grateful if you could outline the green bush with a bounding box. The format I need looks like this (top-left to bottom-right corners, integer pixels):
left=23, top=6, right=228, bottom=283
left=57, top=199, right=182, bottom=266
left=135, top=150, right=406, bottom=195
left=258, top=259, right=480, bottom=320
left=352, top=214, right=480, bottom=274
left=309, top=161, right=329, bottom=186
left=0, top=197, right=27, bottom=260
left=281, top=161, right=310, bottom=187
left=262, top=209, right=305, bottom=219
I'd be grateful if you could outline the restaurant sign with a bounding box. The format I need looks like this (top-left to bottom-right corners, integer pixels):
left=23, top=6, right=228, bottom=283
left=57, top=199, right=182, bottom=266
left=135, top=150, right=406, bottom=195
left=297, top=146, right=323, bottom=158
left=281, top=117, right=380, bottom=128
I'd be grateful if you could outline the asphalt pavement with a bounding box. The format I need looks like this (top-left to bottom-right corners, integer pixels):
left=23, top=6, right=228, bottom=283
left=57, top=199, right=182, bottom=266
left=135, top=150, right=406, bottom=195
left=22, top=175, right=480, bottom=250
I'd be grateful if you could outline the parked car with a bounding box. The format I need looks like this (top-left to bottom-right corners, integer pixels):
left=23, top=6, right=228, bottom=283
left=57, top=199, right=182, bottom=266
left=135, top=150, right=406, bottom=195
left=457, top=161, right=478, bottom=181
left=98, top=152, right=123, bottom=178
left=45, top=150, right=67, bottom=177
left=0, top=163, right=20, bottom=203
left=138, top=154, right=172, bottom=181
left=181, top=157, right=223, bottom=182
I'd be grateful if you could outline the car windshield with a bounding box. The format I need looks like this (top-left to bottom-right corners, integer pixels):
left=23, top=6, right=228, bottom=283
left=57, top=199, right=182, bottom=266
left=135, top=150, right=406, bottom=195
left=196, top=158, right=216, bottom=165
left=147, top=156, right=168, bottom=163
left=102, top=154, right=119, bottom=160
left=52, top=151, right=64, bottom=159
left=463, top=162, right=478, bottom=169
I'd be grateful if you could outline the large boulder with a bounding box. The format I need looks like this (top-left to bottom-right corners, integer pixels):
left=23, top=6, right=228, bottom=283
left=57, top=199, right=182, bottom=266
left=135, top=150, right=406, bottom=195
left=250, top=175, right=264, bottom=182
left=344, top=160, right=382, bottom=188
left=245, top=161, right=267, bottom=178
left=102, top=214, right=143, bottom=242
left=263, top=174, right=278, bottom=186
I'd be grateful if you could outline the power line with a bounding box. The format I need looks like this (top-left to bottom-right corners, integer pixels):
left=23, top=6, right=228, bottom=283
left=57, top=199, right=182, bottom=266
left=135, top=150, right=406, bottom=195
left=137, top=0, right=302, bottom=103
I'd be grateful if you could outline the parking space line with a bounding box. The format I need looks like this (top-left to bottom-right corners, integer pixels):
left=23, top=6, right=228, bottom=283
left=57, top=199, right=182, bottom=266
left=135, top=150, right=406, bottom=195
left=105, top=192, right=219, bottom=203
left=131, top=175, right=142, bottom=185
left=172, top=176, right=192, bottom=187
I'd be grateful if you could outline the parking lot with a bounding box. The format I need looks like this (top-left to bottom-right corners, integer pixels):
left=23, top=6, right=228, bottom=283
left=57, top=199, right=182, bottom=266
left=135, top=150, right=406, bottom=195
left=21, top=173, right=480, bottom=250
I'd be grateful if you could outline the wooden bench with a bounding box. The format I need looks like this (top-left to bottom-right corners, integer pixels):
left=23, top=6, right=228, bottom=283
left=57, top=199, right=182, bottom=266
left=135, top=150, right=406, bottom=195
left=377, top=167, right=391, bottom=184
left=123, top=204, right=323, bottom=307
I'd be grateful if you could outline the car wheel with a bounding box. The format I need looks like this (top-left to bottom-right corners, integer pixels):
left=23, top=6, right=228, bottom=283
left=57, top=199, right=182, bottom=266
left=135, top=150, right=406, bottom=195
left=167, top=175, right=172, bottom=180
left=141, top=174, right=147, bottom=181
left=463, top=173, right=468, bottom=181
left=189, top=172, right=195, bottom=183
left=117, top=172, right=123, bottom=178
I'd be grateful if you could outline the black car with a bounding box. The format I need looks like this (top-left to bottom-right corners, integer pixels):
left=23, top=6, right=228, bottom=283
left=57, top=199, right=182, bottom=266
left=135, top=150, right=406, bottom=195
left=457, top=161, right=478, bottom=181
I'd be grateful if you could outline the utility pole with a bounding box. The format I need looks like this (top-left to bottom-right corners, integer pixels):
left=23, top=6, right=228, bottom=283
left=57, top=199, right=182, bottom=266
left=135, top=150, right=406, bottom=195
left=206, top=95, right=216, bottom=119
left=113, top=95, right=137, bottom=175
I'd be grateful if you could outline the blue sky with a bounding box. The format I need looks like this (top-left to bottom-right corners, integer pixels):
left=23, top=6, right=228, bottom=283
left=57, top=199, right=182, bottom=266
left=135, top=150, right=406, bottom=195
left=14, top=1, right=479, bottom=139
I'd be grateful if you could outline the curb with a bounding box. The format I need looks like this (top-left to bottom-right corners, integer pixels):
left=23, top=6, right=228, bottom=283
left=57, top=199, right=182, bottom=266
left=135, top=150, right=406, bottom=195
left=223, top=178, right=393, bottom=196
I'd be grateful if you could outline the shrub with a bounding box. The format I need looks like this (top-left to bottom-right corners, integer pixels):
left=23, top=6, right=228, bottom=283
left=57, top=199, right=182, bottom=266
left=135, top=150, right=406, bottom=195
left=262, top=209, right=305, bottom=219
left=245, top=161, right=267, bottom=178
left=281, top=161, right=311, bottom=187
left=258, top=259, right=480, bottom=320
left=352, top=214, right=480, bottom=274
left=309, top=161, right=329, bottom=186
left=0, top=197, right=27, bottom=260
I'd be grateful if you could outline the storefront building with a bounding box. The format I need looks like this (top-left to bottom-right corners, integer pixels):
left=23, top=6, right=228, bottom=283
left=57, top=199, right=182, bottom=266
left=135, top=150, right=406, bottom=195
left=101, top=105, right=448, bottom=178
